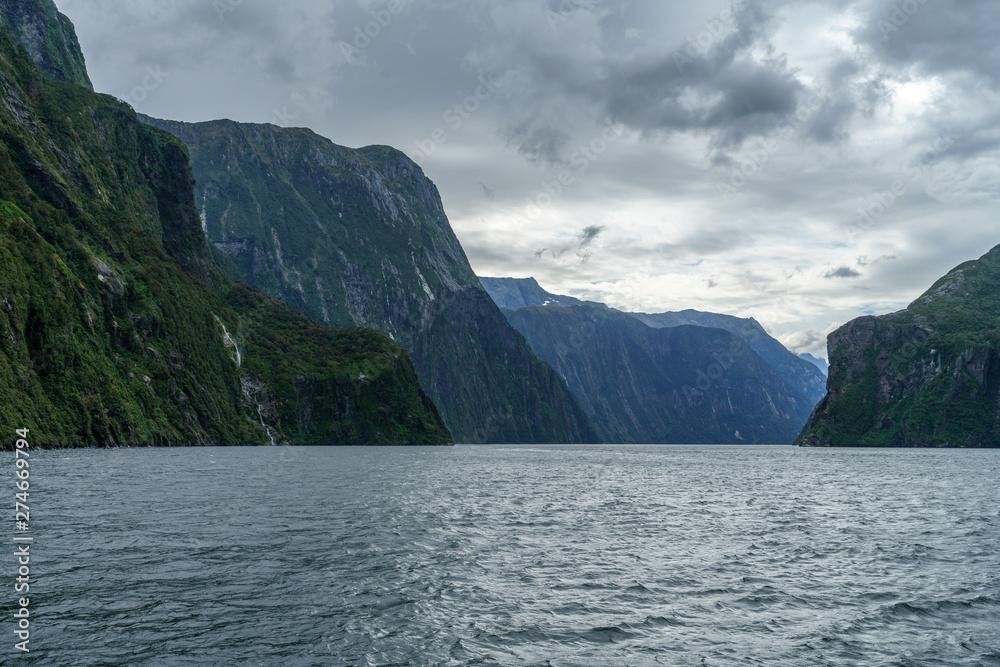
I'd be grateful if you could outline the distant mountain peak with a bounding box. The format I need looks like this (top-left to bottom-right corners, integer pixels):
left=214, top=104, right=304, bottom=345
left=798, top=353, right=829, bottom=375
left=479, top=276, right=608, bottom=311
left=481, top=276, right=829, bottom=424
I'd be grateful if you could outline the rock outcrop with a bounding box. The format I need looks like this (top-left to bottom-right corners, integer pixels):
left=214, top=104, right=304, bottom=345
left=0, top=0, right=91, bottom=89
left=798, top=248, right=1000, bottom=447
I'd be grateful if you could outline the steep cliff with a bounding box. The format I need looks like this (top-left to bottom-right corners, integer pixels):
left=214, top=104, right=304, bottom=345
left=630, top=310, right=827, bottom=406
left=0, top=0, right=90, bottom=89
left=141, top=117, right=599, bottom=444
left=504, top=305, right=815, bottom=444
left=798, top=246, right=1000, bottom=447
left=0, top=22, right=451, bottom=446
left=480, top=277, right=828, bottom=409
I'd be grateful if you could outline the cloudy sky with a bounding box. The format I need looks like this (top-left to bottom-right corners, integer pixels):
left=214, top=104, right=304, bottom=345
left=60, top=0, right=1000, bottom=357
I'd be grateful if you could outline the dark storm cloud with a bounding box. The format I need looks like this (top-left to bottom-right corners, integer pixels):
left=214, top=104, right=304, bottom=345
left=483, top=1, right=813, bottom=160
left=57, top=0, right=1000, bottom=357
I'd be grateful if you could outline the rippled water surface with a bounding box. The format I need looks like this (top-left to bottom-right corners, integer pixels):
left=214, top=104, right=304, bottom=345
left=17, top=445, right=1000, bottom=665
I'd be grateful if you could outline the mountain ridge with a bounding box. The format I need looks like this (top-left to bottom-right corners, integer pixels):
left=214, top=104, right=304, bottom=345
left=502, top=304, right=815, bottom=444
left=0, top=13, right=451, bottom=446
left=140, top=116, right=600, bottom=444
left=480, top=277, right=827, bottom=407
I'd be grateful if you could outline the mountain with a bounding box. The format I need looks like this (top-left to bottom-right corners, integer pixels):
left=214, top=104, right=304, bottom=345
left=0, top=16, right=451, bottom=446
left=799, top=353, right=829, bottom=375
left=479, top=276, right=608, bottom=310
left=139, top=117, right=599, bottom=444
left=629, top=310, right=827, bottom=405
left=503, top=305, right=815, bottom=444
left=0, top=0, right=91, bottom=89
left=479, top=277, right=827, bottom=407
left=798, top=246, right=1000, bottom=447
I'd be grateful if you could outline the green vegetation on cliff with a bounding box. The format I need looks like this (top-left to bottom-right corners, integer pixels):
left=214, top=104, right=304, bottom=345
left=226, top=284, right=451, bottom=445
left=141, top=116, right=599, bottom=444
left=798, top=245, right=1000, bottom=447
left=0, top=0, right=91, bottom=89
left=0, top=23, right=451, bottom=446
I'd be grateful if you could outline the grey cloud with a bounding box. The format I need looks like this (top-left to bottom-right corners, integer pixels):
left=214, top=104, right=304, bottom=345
left=825, top=266, right=862, bottom=279
left=266, top=56, right=297, bottom=82
left=854, top=0, right=1000, bottom=83
left=504, top=122, right=573, bottom=165
left=782, top=329, right=825, bottom=354
left=58, top=0, right=1000, bottom=354
left=474, top=1, right=813, bottom=162
left=578, top=224, right=606, bottom=247
left=857, top=255, right=897, bottom=267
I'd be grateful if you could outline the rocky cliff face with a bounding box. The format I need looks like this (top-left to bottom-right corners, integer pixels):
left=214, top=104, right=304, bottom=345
left=141, top=117, right=599, bottom=444
left=798, top=248, right=1000, bottom=447
left=480, top=277, right=828, bottom=410
left=503, top=305, right=815, bottom=444
left=0, top=20, right=451, bottom=446
left=0, top=0, right=90, bottom=89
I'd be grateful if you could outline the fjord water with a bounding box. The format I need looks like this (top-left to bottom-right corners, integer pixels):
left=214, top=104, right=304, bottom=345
left=23, top=446, right=999, bottom=666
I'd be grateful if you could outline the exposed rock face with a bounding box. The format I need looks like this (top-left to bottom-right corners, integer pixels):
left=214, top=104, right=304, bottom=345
left=141, top=117, right=600, bottom=444
left=0, top=20, right=451, bottom=447
left=502, top=305, right=815, bottom=444
left=798, top=248, right=1000, bottom=447
left=0, top=0, right=91, bottom=89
